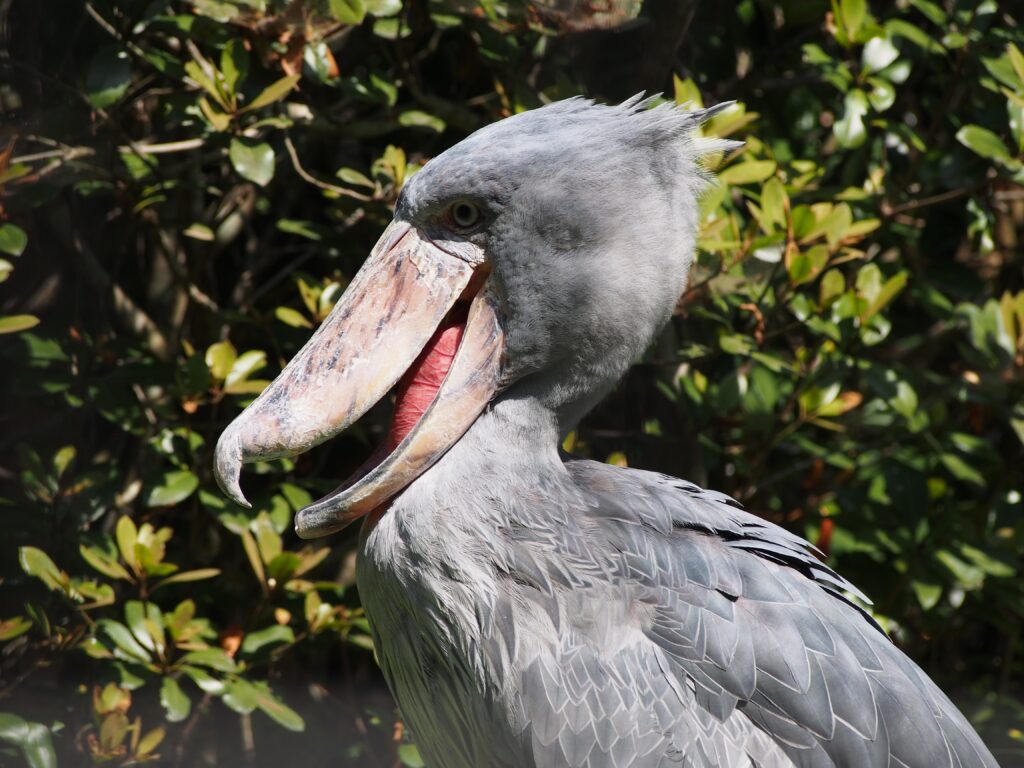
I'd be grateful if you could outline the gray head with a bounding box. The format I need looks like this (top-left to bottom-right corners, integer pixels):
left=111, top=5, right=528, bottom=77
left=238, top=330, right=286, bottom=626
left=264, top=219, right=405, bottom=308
left=214, top=95, right=731, bottom=537
left=401, top=95, right=729, bottom=428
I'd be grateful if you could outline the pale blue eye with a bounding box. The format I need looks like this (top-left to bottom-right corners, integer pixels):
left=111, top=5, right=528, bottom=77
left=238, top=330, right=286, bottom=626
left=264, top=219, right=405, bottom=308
left=451, top=201, right=480, bottom=229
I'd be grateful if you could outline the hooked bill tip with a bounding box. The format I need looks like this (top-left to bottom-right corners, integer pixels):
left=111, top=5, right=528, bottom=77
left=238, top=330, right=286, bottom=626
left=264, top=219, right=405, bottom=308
left=213, top=430, right=252, bottom=509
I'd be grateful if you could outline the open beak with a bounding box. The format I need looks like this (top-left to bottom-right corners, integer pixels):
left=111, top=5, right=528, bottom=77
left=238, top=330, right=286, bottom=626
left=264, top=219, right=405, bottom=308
left=213, top=220, right=504, bottom=539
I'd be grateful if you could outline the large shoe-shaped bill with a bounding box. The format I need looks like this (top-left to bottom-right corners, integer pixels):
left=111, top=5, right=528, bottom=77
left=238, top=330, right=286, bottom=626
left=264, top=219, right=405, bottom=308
left=214, top=220, right=504, bottom=539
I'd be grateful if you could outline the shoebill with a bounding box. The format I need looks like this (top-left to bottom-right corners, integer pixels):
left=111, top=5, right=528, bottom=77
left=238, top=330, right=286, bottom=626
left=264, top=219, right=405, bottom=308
left=215, top=97, right=996, bottom=768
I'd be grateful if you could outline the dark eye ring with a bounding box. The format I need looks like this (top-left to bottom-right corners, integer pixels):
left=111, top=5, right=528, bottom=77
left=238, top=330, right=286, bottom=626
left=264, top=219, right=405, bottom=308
left=450, top=201, right=481, bottom=230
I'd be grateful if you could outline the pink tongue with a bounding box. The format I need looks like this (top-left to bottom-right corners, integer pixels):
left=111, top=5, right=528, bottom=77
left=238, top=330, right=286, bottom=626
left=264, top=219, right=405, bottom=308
left=387, top=306, right=467, bottom=450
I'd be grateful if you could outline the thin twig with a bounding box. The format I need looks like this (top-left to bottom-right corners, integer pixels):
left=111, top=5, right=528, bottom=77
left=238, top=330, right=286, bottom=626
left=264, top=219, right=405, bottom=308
left=885, top=187, right=973, bottom=215
left=123, top=138, right=206, bottom=155
left=10, top=147, right=95, bottom=164
left=282, top=133, right=373, bottom=200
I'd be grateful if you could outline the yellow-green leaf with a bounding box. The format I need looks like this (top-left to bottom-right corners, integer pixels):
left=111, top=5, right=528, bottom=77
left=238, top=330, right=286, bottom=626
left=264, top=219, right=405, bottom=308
left=205, top=340, right=237, bottom=381
left=0, top=223, right=27, bottom=256
left=0, top=315, right=40, bottom=334
left=718, top=160, right=776, bottom=185
left=229, top=139, right=275, bottom=186
left=242, top=75, right=301, bottom=112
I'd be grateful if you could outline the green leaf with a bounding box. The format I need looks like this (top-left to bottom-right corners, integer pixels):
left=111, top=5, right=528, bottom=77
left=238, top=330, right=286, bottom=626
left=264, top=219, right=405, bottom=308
left=277, top=219, right=321, bottom=241
left=867, top=77, right=895, bottom=112
left=834, top=89, right=869, bottom=148
left=336, top=167, right=375, bottom=189
left=885, top=19, right=945, bottom=54
left=146, top=470, right=200, bottom=507
left=911, top=581, right=942, bottom=611
left=936, top=549, right=984, bottom=590
left=181, top=665, right=227, bottom=695
left=125, top=600, right=163, bottom=653
left=789, top=245, right=829, bottom=286
left=759, top=178, right=786, bottom=232
left=220, top=38, right=249, bottom=94
left=960, top=545, right=1015, bottom=578
left=116, top=516, right=139, bottom=571
left=862, top=35, right=899, bottom=72
left=153, top=568, right=220, bottom=591
left=160, top=677, right=192, bottom=722
left=398, top=110, right=446, bottom=133
left=0, top=315, right=41, bottom=334
left=862, top=271, right=907, bottom=320
left=329, top=0, right=366, bottom=24
left=0, top=616, right=33, bottom=640
left=222, top=678, right=259, bottom=714
left=253, top=512, right=282, bottom=564
left=0, top=223, right=27, bottom=256
left=86, top=46, right=132, bottom=109
left=97, top=619, right=152, bottom=663
left=0, top=713, right=57, bottom=768
left=275, top=306, right=313, bottom=329
left=243, top=75, right=301, bottom=112
left=229, top=139, right=275, bottom=186
left=718, top=160, right=776, bottom=185
left=179, top=648, right=238, bottom=673
left=1003, top=42, right=1024, bottom=89
left=956, top=125, right=1011, bottom=162
left=241, top=624, right=295, bottom=656
left=940, top=453, right=985, bottom=487
left=819, top=269, right=846, bottom=306
left=839, top=0, right=866, bottom=38
left=254, top=683, right=305, bottom=731
left=205, top=340, right=237, bottom=381
left=184, top=223, right=215, bottom=241
left=225, top=350, right=267, bottom=389
left=137, top=727, right=166, bottom=757
left=908, top=0, right=946, bottom=25
left=398, top=744, right=426, bottom=768
left=80, top=544, right=133, bottom=581
left=19, top=547, right=64, bottom=592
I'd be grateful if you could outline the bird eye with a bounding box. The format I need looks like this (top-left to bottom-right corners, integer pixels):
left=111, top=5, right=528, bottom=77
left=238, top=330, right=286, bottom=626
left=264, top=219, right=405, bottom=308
left=449, top=201, right=481, bottom=230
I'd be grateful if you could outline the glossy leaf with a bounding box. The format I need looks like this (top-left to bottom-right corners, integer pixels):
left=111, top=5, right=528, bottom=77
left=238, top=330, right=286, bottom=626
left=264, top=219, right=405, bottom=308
left=0, top=223, right=27, bottom=256
left=229, top=139, right=275, bottom=186
left=146, top=470, right=199, bottom=507
left=160, top=677, right=192, bottom=722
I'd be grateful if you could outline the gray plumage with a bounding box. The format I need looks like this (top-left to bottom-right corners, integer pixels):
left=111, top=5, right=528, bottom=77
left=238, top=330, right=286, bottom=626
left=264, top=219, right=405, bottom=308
left=355, top=97, right=997, bottom=767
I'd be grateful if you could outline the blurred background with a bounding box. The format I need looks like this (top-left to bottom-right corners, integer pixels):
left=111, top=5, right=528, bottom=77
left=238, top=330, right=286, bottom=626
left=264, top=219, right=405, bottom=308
left=1, top=0, right=1022, bottom=765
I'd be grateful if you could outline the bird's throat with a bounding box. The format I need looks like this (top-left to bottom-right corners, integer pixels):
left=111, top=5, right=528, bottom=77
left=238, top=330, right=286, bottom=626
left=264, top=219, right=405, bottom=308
left=388, top=303, right=468, bottom=450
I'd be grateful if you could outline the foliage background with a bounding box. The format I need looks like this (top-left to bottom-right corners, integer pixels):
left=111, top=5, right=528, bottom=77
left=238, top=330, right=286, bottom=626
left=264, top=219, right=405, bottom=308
left=1, top=0, right=1022, bottom=765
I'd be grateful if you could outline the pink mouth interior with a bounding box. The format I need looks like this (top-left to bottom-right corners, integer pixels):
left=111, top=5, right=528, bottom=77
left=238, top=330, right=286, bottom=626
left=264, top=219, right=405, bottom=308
left=386, top=302, right=469, bottom=450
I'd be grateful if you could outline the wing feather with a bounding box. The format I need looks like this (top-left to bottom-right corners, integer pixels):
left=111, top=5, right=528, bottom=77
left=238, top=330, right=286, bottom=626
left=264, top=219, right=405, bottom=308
left=560, top=459, right=997, bottom=768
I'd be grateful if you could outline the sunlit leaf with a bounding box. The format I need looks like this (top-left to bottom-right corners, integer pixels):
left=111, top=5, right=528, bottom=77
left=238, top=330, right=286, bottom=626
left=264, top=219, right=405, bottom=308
left=80, top=545, right=133, bottom=581
left=0, top=223, right=27, bottom=256
left=242, top=75, right=301, bottom=112
left=205, top=341, right=237, bottom=381
left=329, top=0, right=366, bottom=24
left=0, top=713, right=57, bottom=768
left=718, top=160, right=776, bottom=185
left=0, top=315, right=40, bottom=334
left=398, top=110, right=446, bottom=132
left=86, top=46, right=132, bottom=109
left=229, top=139, right=275, bottom=186
left=862, top=35, right=899, bottom=72
left=146, top=470, right=200, bottom=507
left=240, top=624, right=295, bottom=655
left=835, top=89, right=869, bottom=148
left=18, top=547, right=64, bottom=592
left=153, top=568, right=220, bottom=592
left=956, top=125, right=1011, bottom=162
left=160, top=677, right=192, bottom=722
